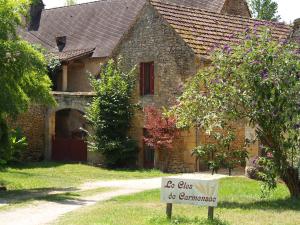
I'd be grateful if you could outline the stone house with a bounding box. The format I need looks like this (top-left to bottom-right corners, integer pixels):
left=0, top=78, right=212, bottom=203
left=18, top=0, right=296, bottom=172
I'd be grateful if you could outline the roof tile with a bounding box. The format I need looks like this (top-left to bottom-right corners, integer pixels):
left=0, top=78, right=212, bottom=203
left=151, top=0, right=292, bottom=56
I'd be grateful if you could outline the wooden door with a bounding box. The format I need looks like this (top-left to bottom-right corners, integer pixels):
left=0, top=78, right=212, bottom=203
left=52, top=136, right=87, bottom=162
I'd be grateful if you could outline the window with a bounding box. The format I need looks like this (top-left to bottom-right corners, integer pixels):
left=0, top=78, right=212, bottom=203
left=140, top=62, right=154, bottom=96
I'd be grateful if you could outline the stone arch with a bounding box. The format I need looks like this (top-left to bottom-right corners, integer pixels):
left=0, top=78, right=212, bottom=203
left=46, top=107, right=89, bottom=162
left=44, top=93, right=94, bottom=160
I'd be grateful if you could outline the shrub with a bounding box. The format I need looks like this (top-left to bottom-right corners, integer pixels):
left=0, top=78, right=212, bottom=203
left=0, top=120, right=27, bottom=165
left=143, top=106, right=180, bottom=172
left=86, top=59, right=138, bottom=168
left=192, top=130, right=248, bottom=175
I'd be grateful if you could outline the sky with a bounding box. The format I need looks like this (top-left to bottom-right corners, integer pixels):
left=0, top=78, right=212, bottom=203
left=43, top=0, right=299, bottom=24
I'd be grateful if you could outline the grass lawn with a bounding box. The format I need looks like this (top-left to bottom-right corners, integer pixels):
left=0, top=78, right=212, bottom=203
left=0, top=162, right=166, bottom=190
left=0, top=162, right=166, bottom=199
left=53, top=177, right=300, bottom=225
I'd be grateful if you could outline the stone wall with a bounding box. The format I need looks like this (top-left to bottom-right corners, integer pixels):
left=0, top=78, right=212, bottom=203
left=221, top=0, right=251, bottom=18
left=44, top=92, right=95, bottom=160
left=113, top=4, right=204, bottom=172
left=114, top=3, right=255, bottom=172
left=9, top=105, right=46, bottom=161
left=55, top=57, right=104, bottom=92
left=68, top=58, right=103, bottom=92
left=292, top=18, right=300, bottom=44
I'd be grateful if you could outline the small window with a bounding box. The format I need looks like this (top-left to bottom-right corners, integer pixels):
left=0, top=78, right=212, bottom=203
left=140, top=62, right=154, bottom=96
left=56, top=36, right=66, bottom=52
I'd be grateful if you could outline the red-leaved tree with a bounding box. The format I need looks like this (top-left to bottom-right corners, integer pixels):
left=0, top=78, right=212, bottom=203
left=143, top=106, right=179, bottom=172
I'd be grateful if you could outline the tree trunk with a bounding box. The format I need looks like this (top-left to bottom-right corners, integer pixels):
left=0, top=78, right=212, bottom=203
left=162, top=150, right=170, bottom=173
left=281, top=167, right=300, bottom=198
left=228, top=168, right=232, bottom=176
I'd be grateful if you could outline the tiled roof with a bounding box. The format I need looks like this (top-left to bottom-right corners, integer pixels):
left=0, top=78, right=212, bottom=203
left=161, top=0, right=226, bottom=13
left=151, top=0, right=292, bottom=56
left=21, top=0, right=242, bottom=59
left=21, top=0, right=291, bottom=59
left=51, top=48, right=95, bottom=61
left=23, top=0, right=146, bottom=58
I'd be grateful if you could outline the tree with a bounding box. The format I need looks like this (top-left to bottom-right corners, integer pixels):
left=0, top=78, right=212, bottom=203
left=65, top=0, right=77, bottom=6
left=173, top=27, right=300, bottom=198
left=192, top=130, right=248, bottom=175
left=143, top=106, right=179, bottom=172
left=0, top=0, right=55, bottom=163
left=249, top=0, right=280, bottom=21
left=86, top=59, right=138, bottom=168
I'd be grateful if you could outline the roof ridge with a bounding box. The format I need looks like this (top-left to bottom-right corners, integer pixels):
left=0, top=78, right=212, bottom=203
left=44, top=0, right=122, bottom=11
left=160, top=0, right=225, bottom=10
left=150, top=0, right=289, bottom=27
left=150, top=0, right=224, bottom=14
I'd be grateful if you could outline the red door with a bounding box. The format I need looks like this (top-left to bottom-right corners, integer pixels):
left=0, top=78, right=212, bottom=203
left=52, top=136, right=87, bottom=162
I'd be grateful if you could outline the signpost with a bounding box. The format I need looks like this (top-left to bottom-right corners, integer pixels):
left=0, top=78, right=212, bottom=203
left=161, top=175, right=219, bottom=220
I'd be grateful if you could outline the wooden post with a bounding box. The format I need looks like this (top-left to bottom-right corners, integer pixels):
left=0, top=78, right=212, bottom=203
left=62, top=64, right=68, bottom=92
left=166, top=203, right=172, bottom=219
left=208, top=206, right=214, bottom=220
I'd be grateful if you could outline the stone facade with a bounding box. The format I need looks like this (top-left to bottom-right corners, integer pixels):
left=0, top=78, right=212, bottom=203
left=44, top=92, right=96, bottom=160
left=9, top=105, right=46, bottom=160
left=113, top=4, right=250, bottom=172
left=16, top=0, right=292, bottom=172
left=293, top=18, right=300, bottom=44
left=221, top=0, right=251, bottom=17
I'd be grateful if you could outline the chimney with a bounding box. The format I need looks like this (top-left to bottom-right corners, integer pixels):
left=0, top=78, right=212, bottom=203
left=292, top=18, right=300, bottom=44
left=28, top=0, right=44, bottom=31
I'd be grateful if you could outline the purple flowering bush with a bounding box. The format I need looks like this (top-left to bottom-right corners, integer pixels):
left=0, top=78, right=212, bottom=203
left=173, top=27, right=300, bottom=198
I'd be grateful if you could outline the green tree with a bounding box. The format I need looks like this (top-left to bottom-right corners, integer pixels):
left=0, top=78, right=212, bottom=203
left=65, top=0, right=77, bottom=6
left=0, top=0, right=55, bottom=163
left=172, top=27, right=300, bottom=198
left=86, top=59, right=138, bottom=168
left=249, top=0, right=280, bottom=21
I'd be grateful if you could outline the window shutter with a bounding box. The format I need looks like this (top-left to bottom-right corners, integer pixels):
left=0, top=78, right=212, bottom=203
left=140, top=63, right=144, bottom=96
left=150, top=62, right=154, bottom=95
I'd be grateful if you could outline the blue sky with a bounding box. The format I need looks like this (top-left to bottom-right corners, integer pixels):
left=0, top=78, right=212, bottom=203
left=43, top=0, right=299, bottom=23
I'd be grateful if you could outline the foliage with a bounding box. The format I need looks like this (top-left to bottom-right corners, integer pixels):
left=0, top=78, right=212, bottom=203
left=192, top=130, right=248, bottom=175
left=0, top=0, right=55, bottom=117
left=65, top=0, right=77, bottom=6
left=173, top=26, right=300, bottom=197
left=0, top=0, right=55, bottom=164
left=0, top=128, right=27, bottom=165
left=249, top=0, right=280, bottom=21
left=86, top=59, right=138, bottom=168
left=143, top=106, right=180, bottom=171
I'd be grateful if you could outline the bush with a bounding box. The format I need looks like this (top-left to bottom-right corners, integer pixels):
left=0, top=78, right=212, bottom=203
left=192, top=130, right=248, bottom=175
left=0, top=119, right=27, bottom=165
left=86, top=59, right=138, bottom=168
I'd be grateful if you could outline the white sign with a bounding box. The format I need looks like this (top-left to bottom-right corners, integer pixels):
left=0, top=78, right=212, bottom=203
left=161, top=175, right=219, bottom=207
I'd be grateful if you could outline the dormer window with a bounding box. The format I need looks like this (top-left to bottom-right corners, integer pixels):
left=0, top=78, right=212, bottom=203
left=56, top=36, right=66, bottom=52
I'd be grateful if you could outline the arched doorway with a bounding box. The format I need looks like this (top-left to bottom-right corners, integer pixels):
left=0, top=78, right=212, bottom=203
left=51, top=108, right=88, bottom=162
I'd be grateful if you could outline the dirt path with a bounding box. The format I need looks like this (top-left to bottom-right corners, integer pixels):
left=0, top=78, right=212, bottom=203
left=0, top=174, right=227, bottom=225
left=0, top=178, right=162, bottom=225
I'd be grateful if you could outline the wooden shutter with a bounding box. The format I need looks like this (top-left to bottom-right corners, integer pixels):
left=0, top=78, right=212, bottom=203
left=150, top=62, right=154, bottom=95
left=140, top=63, right=144, bottom=96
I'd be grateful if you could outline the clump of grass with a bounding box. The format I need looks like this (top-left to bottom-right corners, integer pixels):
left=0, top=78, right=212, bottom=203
left=150, top=216, right=229, bottom=225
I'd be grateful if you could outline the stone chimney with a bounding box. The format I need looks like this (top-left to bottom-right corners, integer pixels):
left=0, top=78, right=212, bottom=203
left=292, top=18, right=300, bottom=44
left=28, top=0, right=44, bottom=31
